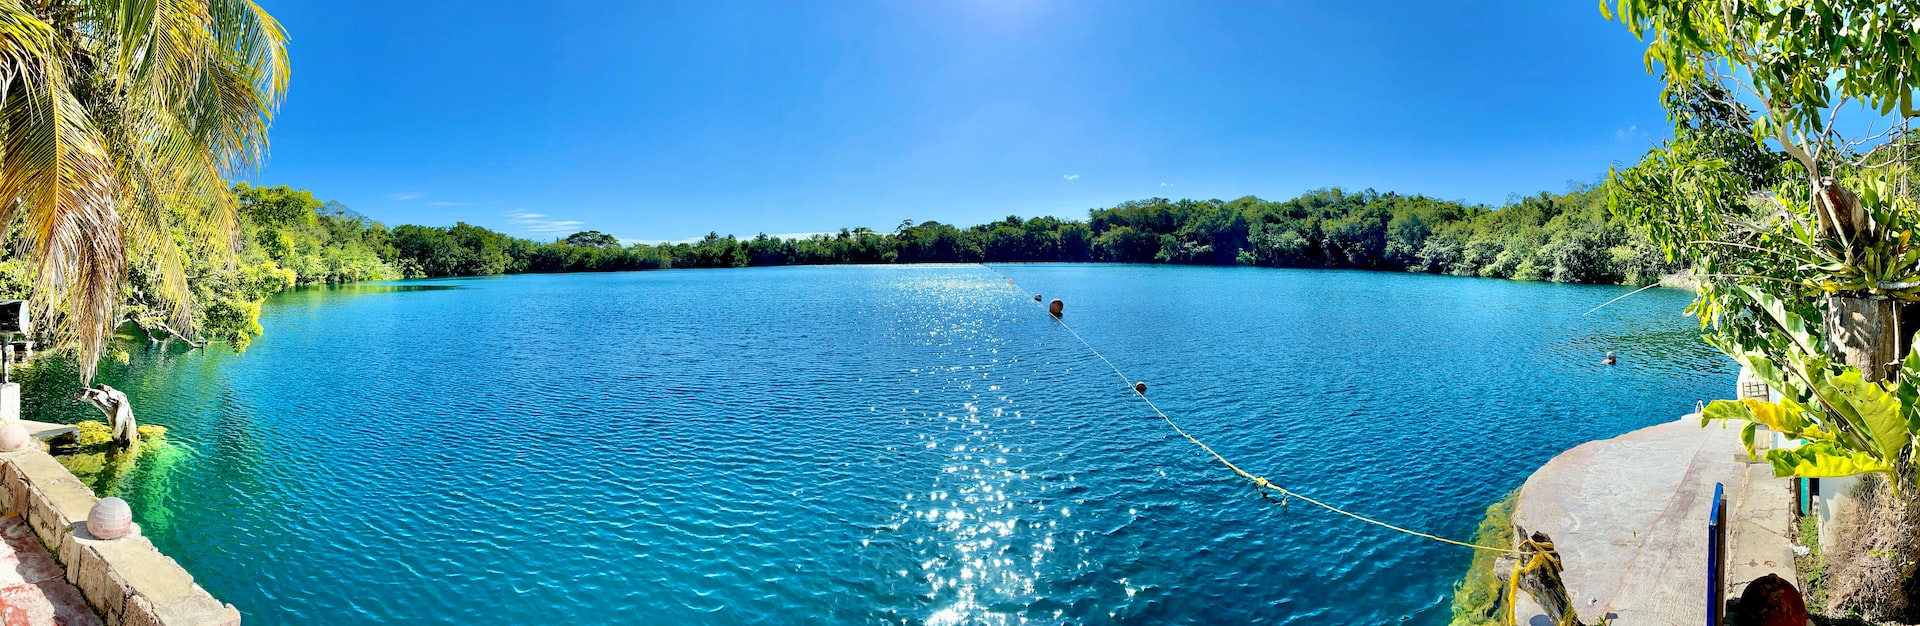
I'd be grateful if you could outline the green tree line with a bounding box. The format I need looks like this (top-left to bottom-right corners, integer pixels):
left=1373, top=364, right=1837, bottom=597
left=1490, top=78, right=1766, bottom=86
left=138, top=179, right=1670, bottom=350
left=245, top=182, right=1674, bottom=281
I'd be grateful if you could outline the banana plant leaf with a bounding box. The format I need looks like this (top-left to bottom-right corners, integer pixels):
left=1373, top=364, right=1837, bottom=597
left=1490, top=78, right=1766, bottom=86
left=1766, top=441, right=1894, bottom=478
left=1812, top=368, right=1909, bottom=465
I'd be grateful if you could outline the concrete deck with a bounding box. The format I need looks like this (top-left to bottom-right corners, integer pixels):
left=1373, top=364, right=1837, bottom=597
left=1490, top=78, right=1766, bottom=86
left=1511, top=416, right=1794, bottom=625
left=0, top=513, right=99, bottom=625
left=16, top=422, right=74, bottom=441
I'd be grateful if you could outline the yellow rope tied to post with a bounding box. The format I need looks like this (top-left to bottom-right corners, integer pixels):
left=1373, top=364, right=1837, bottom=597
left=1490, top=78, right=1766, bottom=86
left=1503, top=536, right=1566, bottom=626
left=979, top=264, right=1521, bottom=555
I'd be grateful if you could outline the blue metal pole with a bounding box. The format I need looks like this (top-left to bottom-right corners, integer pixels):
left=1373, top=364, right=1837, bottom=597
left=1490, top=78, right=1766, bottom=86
left=1708, top=482, right=1725, bottom=626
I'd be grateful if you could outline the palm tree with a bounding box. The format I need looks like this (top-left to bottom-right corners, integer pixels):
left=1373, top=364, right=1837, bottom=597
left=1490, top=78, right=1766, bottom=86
left=0, top=1, right=288, bottom=378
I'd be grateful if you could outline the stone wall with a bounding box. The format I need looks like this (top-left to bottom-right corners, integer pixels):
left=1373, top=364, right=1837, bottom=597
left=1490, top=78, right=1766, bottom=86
left=0, top=448, right=238, bottom=625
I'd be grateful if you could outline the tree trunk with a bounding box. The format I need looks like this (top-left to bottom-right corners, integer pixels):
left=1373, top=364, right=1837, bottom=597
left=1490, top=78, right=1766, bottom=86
left=1816, top=176, right=1870, bottom=242
left=1825, top=294, right=1901, bottom=382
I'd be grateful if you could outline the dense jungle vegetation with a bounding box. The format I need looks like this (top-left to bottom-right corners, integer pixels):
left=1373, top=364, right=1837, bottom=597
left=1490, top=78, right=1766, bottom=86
left=254, top=184, right=1670, bottom=277
left=121, top=179, right=1665, bottom=349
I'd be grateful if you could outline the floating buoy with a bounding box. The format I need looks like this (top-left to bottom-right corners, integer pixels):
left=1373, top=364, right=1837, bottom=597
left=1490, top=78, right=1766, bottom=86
left=1033, top=294, right=1042, bottom=302
left=1049, top=299, right=1064, bottom=318
left=1134, top=381, right=1147, bottom=394
left=1007, top=279, right=1015, bottom=285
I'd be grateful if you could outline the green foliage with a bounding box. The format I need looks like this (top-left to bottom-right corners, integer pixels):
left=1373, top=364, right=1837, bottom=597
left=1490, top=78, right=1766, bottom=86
left=348, top=184, right=1657, bottom=283
left=1604, top=0, right=1918, bottom=137
left=1693, top=286, right=1912, bottom=482
left=0, top=0, right=290, bottom=381
left=0, top=260, right=31, bottom=299
left=101, top=183, right=391, bottom=349
left=1605, top=0, right=1920, bottom=488
left=235, top=183, right=319, bottom=229
left=564, top=230, right=620, bottom=248
left=250, top=185, right=1665, bottom=286
left=1093, top=226, right=1159, bottom=263
left=78, top=180, right=1671, bottom=355
left=1606, top=1, right=1920, bottom=318
left=1697, top=288, right=1920, bottom=485
left=1797, top=512, right=1827, bottom=609
left=64, top=420, right=164, bottom=448
left=233, top=185, right=400, bottom=286
left=1766, top=441, right=1893, bottom=478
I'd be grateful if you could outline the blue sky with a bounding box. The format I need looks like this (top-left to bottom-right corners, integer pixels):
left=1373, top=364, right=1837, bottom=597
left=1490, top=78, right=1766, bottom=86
left=254, top=1, right=1670, bottom=243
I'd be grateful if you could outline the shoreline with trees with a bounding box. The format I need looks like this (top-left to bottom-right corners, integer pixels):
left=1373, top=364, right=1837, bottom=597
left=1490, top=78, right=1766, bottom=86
left=164, top=179, right=1676, bottom=349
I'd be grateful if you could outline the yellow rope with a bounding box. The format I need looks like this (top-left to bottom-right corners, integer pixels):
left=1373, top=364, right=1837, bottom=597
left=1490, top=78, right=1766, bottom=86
left=981, top=264, right=1521, bottom=554
left=1503, top=537, right=1566, bottom=626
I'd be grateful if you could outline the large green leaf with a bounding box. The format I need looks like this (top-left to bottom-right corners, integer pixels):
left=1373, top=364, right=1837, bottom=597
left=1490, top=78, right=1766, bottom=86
left=1736, top=286, right=1819, bottom=356
left=1700, top=398, right=1747, bottom=427
left=1702, top=398, right=1800, bottom=432
left=1702, top=396, right=1832, bottom=446
left=1779, top=396, right=1834, bottom=442
left=1767, top=441, right=1894, bottom=478
left=1702, top=333, right=1812, bottom=405
left=1812, top=369, right=1909, bottom=465
left=1900, top=332, right=1920, bottom=430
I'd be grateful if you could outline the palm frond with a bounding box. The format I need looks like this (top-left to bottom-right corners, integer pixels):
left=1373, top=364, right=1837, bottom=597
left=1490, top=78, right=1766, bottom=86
left=0, top=0, right=286, bottom=379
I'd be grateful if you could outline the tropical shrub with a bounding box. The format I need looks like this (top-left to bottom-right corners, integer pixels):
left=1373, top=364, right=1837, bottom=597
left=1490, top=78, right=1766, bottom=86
left=1702, top=289, right=1919, bottom=483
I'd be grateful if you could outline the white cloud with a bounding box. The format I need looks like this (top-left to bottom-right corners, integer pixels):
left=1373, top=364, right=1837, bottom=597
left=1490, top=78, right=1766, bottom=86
left=505, top=210, right=585, bottom=234
left=1063, top=174, right=1079, bottom=181
left=1160, top=182, right=1170, bottom=187
left=1614, top=125, right=1643, bottom=141
left=388, top=191, right=424, bottom=201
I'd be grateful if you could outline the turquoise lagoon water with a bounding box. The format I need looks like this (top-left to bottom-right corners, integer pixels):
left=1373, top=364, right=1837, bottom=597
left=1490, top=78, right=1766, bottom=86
left=88, top=264, right=1730, bottom=624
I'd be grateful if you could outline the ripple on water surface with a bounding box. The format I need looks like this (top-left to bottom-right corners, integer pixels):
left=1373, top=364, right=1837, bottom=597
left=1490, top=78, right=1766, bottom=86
left=92, top=264, right=1730, bottom=624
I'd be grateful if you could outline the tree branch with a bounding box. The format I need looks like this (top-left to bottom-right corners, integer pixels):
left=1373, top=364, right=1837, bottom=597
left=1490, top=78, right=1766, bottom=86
left=128, top=316, right=205, bottom=348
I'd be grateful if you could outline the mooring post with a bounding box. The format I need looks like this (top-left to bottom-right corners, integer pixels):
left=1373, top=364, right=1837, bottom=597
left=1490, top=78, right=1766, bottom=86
left=1499, top=526, right=1582, bottom=625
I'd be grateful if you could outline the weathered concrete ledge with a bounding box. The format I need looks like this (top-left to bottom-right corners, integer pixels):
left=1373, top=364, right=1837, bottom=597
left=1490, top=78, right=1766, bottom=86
left=1509, top=415, right=1796, bottom=625
left=0, top=447, right=237, bottom=625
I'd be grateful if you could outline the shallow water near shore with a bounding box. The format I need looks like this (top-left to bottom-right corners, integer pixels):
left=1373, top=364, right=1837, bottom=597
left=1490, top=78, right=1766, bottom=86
left=90, top=264, right=1729, bottom=624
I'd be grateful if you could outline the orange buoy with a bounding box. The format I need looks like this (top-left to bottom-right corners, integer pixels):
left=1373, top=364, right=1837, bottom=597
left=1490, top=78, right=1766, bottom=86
left=1048, top=299, right=1064, bottom=318
left=1133, top=381, right=1147, bottom=394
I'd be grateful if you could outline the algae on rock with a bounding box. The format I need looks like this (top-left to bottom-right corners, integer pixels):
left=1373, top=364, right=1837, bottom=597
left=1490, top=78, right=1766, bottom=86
left=1450, top=491, right=1519, bottom=626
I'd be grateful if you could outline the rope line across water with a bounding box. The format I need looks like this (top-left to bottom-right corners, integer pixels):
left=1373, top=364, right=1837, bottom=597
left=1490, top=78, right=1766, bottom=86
left=978, top=264, right=1520, bottom=555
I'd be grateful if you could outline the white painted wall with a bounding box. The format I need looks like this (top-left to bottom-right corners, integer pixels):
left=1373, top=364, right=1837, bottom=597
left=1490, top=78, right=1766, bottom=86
left=1815, top=475, right=1862, bottom=554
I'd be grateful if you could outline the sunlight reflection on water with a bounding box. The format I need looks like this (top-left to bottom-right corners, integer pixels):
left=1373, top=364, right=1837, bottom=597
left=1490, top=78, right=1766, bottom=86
left=92, top=264, right=1730, bottom=625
